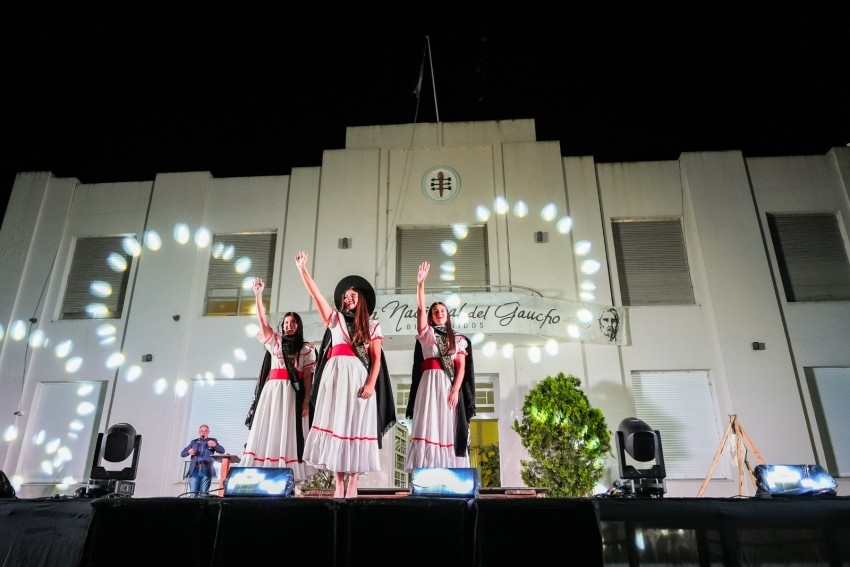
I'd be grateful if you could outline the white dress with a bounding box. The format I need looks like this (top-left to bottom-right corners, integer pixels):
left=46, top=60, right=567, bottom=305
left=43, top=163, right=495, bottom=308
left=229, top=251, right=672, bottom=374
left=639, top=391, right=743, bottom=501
left=303, top=311, right=383, bottom=474
left=405, top=325, right=470, bottom=471
left=241, top=331, right=318, bottom=481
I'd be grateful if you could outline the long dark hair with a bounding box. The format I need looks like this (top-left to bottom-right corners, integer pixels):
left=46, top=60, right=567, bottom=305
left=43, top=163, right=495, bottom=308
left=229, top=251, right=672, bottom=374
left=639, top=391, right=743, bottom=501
left=429, top=301, right=456, bottom=353
left=279, top=311, right=306, bottom=354
left=346, top=287, right=372, bottom=345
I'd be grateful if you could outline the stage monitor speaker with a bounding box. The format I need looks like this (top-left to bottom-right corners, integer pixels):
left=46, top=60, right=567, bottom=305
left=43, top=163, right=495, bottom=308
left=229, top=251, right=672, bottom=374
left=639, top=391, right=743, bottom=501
left=223, top=466, right=294, bottom=497
left=753, top=464, right=837, bottom=497
left=410, top=467, right=480, bottom=497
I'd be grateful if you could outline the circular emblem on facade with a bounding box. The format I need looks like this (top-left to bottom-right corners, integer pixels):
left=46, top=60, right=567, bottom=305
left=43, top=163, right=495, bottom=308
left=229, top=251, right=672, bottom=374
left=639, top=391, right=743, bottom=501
left=421, top=166, right=461, bottom=203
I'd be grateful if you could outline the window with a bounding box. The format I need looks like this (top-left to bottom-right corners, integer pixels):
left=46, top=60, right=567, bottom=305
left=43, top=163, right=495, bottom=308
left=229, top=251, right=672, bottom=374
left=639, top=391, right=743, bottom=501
left=612, top=219, right=695, bottom=306
left=631, top=371, right=724, bottom=479
left=62, top=236, right=135, bottom=319
left=393, top=425, right=409, bottom=488
left=205, top=232, right=276, bottom=316
left=767, top=213, right=850, bottom=302
left=396, top=225, right=489, bottom=291
left=183, top=379, right=256, bottom=483
left=805, top=367, right=850, bottom=476
left=20, top=381, right=107, bottom=485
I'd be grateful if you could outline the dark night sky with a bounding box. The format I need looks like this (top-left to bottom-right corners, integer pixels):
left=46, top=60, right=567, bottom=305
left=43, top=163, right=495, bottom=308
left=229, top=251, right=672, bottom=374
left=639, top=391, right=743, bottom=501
left=3, top=6, right=848, bottom=227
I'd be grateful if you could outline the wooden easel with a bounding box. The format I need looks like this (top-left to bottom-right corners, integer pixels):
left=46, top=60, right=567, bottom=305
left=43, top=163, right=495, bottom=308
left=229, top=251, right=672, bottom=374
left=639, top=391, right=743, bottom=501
left=697, top=414, right=765, bottom=497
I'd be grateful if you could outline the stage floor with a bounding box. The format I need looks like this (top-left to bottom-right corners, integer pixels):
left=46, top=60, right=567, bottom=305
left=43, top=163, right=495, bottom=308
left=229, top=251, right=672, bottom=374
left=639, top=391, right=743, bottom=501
left=2, top=494, right=848, bottom=566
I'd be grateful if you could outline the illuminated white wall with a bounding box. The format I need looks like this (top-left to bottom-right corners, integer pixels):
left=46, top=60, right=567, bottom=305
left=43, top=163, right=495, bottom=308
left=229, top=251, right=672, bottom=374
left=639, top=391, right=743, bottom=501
left=1, top=121, right=848, bottom=498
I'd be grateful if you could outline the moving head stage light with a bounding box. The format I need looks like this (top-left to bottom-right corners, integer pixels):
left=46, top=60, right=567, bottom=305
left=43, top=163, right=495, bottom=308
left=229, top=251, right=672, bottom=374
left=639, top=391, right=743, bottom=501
left=84, top=423, right=142, bottom=498
left=615, top=417, right=666, bottom=497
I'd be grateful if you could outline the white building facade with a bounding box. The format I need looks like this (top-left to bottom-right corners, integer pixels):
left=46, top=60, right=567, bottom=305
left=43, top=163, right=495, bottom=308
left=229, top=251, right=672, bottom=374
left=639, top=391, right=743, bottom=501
left=1, top=119, right=848, bottom=498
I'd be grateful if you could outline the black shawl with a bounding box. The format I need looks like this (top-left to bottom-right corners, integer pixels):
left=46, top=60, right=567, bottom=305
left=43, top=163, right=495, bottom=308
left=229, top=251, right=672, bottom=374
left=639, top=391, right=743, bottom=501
left=311, top=326, right=396, bottom=449
left=406, top=333, right=476, bottom=457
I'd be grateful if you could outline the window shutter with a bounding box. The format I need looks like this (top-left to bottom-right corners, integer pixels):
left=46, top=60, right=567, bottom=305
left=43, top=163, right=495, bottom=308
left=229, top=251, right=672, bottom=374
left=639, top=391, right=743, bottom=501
left=632, top=371, right=724, bottom=479
left=20, top=381, right=107, bottom=485
left=396, top=225, right=488, bottom=291
left=806, top=367, right=850, bottom=476
left=62, top=236, right=134, bottom=319
left=205, top=232, right=276, bottom=316
left=612, top=219, right=694, bottom=306
left=767, top=213, right=850, bottom=302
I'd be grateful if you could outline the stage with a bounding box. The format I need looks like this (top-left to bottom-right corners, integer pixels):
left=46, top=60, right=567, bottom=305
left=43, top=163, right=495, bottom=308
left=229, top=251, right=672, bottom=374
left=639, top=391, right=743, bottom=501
left=2, top=493, right=848, bottom=566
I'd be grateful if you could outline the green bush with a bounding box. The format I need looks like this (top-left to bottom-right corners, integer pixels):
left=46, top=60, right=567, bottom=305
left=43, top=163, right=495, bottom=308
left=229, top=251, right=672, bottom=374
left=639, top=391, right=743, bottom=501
left=478, top=443, right=501, bottom=487
left=511, top=372, right=611, bottom=497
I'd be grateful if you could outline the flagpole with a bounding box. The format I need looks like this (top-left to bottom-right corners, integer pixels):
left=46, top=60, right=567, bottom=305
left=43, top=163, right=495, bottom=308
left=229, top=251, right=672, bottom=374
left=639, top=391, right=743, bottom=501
left=426, top=35, right=440, bottom=123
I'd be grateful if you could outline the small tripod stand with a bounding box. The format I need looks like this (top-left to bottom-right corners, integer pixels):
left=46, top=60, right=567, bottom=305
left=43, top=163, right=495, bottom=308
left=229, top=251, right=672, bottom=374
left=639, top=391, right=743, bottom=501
left=697, top=414, right=765, bottom=497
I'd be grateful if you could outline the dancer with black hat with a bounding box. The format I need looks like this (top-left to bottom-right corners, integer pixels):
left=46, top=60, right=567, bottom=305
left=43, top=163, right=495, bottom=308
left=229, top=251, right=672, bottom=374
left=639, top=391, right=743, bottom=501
left=294, top=251, right=395, bottom=498
left=405, top=261, right=476, bottom=471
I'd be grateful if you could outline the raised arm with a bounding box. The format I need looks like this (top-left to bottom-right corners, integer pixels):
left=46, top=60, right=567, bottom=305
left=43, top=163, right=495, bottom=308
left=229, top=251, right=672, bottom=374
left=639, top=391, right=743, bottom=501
left=295, top=251, right=333, bottom=323
left=416, top=261, right=430, bottom=334
left=253, top=277, right=273, bottom=343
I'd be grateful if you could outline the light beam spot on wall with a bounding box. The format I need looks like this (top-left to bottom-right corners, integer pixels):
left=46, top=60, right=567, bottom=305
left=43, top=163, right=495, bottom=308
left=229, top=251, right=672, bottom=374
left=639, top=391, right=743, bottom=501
left=580, top=259, right=601, bottom=274
left=545, top=339, right=558, bottom=355
left=527, top=346, right=542, bottom=363
left=470, top=333, right=485, bottom=346
left=3, top=425, right=18, bottom=442
left=46, top=438, right=61, bottom=454
left=222, top=245, right=235, bottom=261
left=577, top=308, right=594, bottom=323
left=173, top=223, right=191, bottom=244
left=76, top=401, right=95, bottom=416
left=574, top=240, right=591, bottom=256
left=105, top=352, right=125, bottom=369
left=64, top=357, right=83, bottom=373
left=451, top=224, right=469, bottom=239
left=234, top=348, right=247, bottom=362
left=440, top=261, right=456, bottom=273
left=40, top=461, right=54, bottom=475
left=557, top=216, right=573, bottom=234
left=125, top=365, right=142, bottom=382
left=60, top=477, right=76, bottom=488
left=493, top=196, right=509, bottom=215
left=107, top=253, right=128, bottom=272
left=56, top=446, right=72, bottom=463
left=221, top=363, right=235, bottom=378
left=482, top=341, right=497, bottom=357
left=204, top=372, right=215, bottom=384
left=541, top=203, right=557, bottom=222
left=513, top=200, right=528, bottom=218
left=144, top=230, right=162, bottom=251
left=501, top=344, right=514, bottom=358
left=235, top=257, right=252, bottom=274
left=90, top=281, right=112, bottom=298
left=69, top=420, right=84, bottom=432
left=99, top=336, right=117, bottom=346
left=195, top=227, right=212, bottom=248
left=580, top=291, right=596, bottom=301
left=29, top=329, right=46, bottom=348
left=580, top=280, right=596, bottom=291
left=445, top=293, right=461, bottom=308
left=122, top=236, right=142, bottom=257
left=175, top=380, right=189, bottom=397
left=33, top=430, right=46, bottom=445
left=86, top=304, right=109, bottom=318
left=439, top=273, right=455, bottom=282
left=96, top=324, right=116, bottom=338
left=440, top=240, right=458, bottom=256
left=76, top=383, right=94, bottom=396
left=11, top=320, right=27, bottom=341
left=245, top=323, right=260, bottom=337
left=567, top=323, right=581, bottom=339
left=475, top=205, right=491, bottom=222
left=154, top=378, right=168, bottom=395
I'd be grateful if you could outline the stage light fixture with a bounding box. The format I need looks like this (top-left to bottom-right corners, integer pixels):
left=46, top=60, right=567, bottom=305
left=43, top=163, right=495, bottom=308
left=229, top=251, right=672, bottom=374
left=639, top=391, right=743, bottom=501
left=85, top=422, right=142, bottom=498
left=615, top=417, right=666, bottom=497
left=410, top=467, right=480, bottom=497
left=753, top=464, right=837, bottom=497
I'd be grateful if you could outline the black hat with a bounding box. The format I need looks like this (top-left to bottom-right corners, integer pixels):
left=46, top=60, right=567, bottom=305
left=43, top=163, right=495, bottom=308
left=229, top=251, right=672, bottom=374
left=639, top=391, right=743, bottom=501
left=334, top=275, right=376, bottom=315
